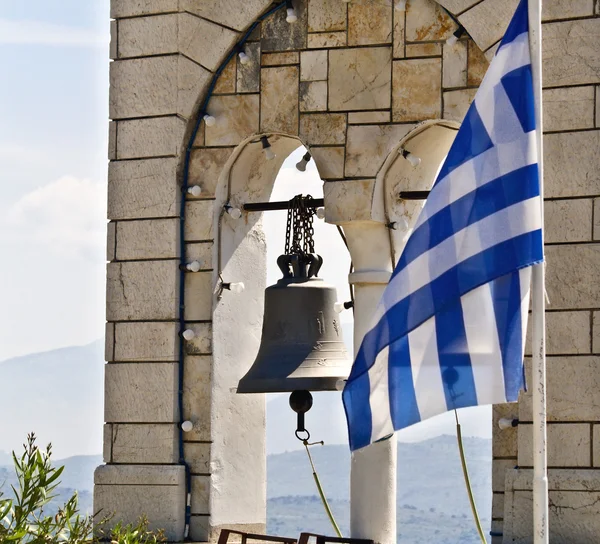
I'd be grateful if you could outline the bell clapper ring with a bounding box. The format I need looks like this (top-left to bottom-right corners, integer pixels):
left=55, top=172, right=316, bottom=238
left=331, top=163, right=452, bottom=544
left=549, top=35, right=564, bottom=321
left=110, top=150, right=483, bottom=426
left=289, top=390, right=314, bottom=443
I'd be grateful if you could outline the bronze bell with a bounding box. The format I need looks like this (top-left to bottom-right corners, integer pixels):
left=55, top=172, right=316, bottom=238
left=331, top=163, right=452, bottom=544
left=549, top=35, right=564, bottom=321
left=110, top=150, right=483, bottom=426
left=237, top=253, right=352, bottom=394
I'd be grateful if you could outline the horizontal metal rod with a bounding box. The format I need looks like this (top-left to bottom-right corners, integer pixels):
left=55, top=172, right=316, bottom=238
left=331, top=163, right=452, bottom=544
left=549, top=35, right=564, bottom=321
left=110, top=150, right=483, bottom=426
left=243, top=198, right=324, bottom=212
left=398, top=191, right=430, bottom=200
left=242, top=191, right=429, bottom=213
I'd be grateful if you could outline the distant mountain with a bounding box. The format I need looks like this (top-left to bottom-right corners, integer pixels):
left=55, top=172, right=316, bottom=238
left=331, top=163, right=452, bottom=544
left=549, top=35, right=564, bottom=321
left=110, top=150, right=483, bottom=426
left=0, top=437, right=491, bottom=542
left=267, top=435, right=492, bottom=542
left=0, top=341, right=105, bottom=458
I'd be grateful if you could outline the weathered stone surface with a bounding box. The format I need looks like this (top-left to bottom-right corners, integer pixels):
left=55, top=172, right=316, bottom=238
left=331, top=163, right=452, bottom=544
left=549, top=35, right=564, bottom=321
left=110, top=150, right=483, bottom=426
left=117, top=14, right=177, bottom=58
left=307, top=32, right=347, bottom=48
left=261, top=0, right=307, bottom=51
left=543, top=86, right=595, bottom=132
left=183, top=356, right=212, bottom=441
left=595, top=199, right=600, bottom=240
left=213, top=57, right=236, bottom=94
left=493, top=403, right=518, bottom=458
left=178, top=56, right=213, bottom=119
left=546, top=244, right=600, bottom=309
left=467, top=39, right=488, bottom=86
left=110, top=20, right=117, bottom=60
left=443, top=41, right=467, bottom=88
left=105, top=322, right=115, bottom=362
left=594, top=426, right=600, bottom=467
left=110, top=424, right=179, bottom=463
left=405, top=43, right=442, bottom=57
left=105, top=363, right=178, bottom=422
left=324, top=179, right=376, bottom=222
left=180, top=0, right=271, bottom=31
left=191, top=476, right=210, bottom=514
left=545, top=131, right=600, bottom=198
left=543, top=19, right=600, bottom=87
left=110, top=55, right=212, bottom=120
left=186, top=242, right=213, bottom=271
left=300, top=50, right=328, bottom=81
left=436, top=0, right=481, bottom=15
left=518, top=423, right=591, bottom=467
left=348, top=111, right=391, bottom=124
left=179, top=13, right=239, bottom=71
left=545, top=198, right=592, bottom=243
left=311, top=147, right=345, bottom=179
left=300, top=113, right=346, bottom=145
left=110, top=57, right=177, bottom=119
left=345, top=124, right=413, bottom=177
left=185, top=201, right=215, bottom=241
left=299, top=81, right=328, bottom=112
left=188, top=147, right=233, bottom=197
left=443, top=88, right=476, bottom=122
left=116, top=218, right=179, bottom=260
left=114, top=322, right=179, bottom=362
left=459, top=0, right=519, bottom=51
left=116, top=116, right=184, bottom=160
left=107, top=221, right=116, bottom=262
left=108, top=121, right=117, bottom=159
left=261, top=66, right=299, bottom=134
left=406, top=0, right=456, bottom=42
left=329, top=47, right=392, bottom=111
left=493, top=459, right=517, bottom=492
left=190, top=516, right=210, bottom=542
left=505, top=487, right=600, bottom=543
left=594, top=312, right=600, bottom=353
left=348, top=0, right=393, bottom=46
left=308, top=0, right=346, bottom=32
left=184, top=442, right=211, bottom=474
left=184, top=324, right=212, bottom=356
left=520, top=357, right=600, bottom=421
left=393, top=9, right=405, bottom=58
left=95, top=464, right=184, bottom=486
left=543, top=0, right=595, bottom=21
left=237, top=42, right=261, bottom=94
left=106, top=260, right=179, bottom=321
left=205, top=95, right=260, bottom=146
left=526, top=311, right=591, bottom=356
left=108, top=158, right=178, bottom=220
left=111, top=0, right=178, bottom=18
left=94, top=466, right=185, bottom=541
left=393, top=58, right=442, bottom=121
left=262, top=52, right=300, bottom=66
left=184, top=272, right=214, bottom=321
left=491, top=492, right=504, bottom=520
left=103, top=424, right=112, bottom=463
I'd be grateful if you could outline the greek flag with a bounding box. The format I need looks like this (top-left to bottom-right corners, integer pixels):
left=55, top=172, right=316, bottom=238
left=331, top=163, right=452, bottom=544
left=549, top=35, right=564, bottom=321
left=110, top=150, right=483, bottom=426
left=343, top=0, right=543, bottom=451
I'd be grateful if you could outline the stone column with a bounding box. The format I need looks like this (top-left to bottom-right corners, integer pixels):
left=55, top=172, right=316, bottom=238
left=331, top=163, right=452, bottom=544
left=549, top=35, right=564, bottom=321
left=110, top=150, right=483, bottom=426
left=324, top=182, right=400, bottom=544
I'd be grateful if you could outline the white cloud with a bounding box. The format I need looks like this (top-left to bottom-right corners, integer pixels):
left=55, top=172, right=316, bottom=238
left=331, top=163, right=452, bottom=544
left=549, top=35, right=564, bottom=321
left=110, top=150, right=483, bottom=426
left=0, top=18, right=108, bottom=47
left=7, top=176, right=107, bottom=255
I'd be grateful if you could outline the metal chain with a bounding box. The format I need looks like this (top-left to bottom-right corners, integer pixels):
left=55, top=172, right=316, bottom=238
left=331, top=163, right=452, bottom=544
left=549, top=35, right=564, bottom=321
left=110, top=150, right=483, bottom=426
left=284, top=195, right=316, bottom=256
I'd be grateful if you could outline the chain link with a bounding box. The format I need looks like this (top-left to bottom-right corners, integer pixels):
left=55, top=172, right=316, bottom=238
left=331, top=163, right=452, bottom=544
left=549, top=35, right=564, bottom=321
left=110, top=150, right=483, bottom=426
left=284, top=195, right=316, bottom=256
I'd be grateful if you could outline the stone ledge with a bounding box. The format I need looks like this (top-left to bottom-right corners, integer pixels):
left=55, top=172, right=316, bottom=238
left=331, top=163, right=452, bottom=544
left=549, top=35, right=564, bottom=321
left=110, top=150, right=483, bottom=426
left=95, top=464, right=184, bottom=486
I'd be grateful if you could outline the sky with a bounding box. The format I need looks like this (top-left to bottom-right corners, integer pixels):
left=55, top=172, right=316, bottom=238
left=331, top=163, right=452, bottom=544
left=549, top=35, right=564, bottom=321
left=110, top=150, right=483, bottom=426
left=0, top=0, right=490, bottom=451
left=0, top=0, right=111, bottom=361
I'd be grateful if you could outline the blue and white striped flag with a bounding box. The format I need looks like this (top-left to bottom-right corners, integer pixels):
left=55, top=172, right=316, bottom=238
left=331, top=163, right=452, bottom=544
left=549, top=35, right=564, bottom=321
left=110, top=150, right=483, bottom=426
left=343, top=0, right=543, bottom=451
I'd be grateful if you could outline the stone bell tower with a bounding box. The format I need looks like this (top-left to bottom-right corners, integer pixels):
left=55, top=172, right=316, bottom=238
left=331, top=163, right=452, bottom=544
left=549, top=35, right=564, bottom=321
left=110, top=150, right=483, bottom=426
left=97, top=1, right=600, bottom=543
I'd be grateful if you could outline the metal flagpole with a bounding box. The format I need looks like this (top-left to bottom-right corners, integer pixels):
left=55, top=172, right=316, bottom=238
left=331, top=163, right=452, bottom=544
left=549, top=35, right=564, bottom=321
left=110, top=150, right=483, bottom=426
left=528, top=0, right=549, bottom=542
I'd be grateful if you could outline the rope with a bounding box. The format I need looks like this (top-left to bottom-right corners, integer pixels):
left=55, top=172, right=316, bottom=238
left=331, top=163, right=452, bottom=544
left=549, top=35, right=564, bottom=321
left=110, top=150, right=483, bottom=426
left=454, top=410, right=487, bottom=544
left=302, top=440, right=343, bottom=538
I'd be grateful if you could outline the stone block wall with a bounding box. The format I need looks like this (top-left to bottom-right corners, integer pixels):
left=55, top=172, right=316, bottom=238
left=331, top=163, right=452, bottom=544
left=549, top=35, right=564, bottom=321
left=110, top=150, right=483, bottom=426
left=100, top=0, right=600, bottom=542
left=489, top=4, right=600, bottom=542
